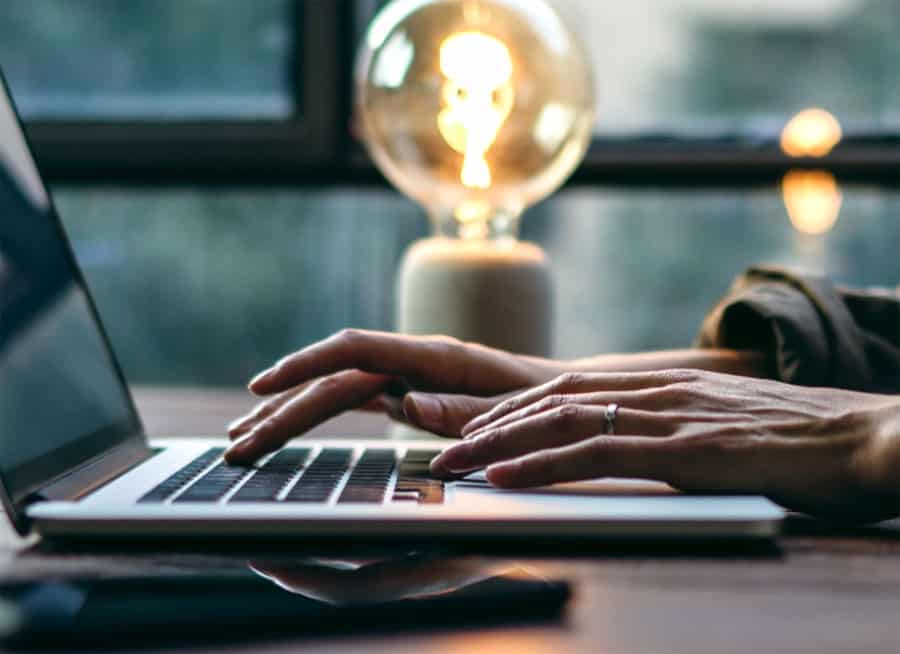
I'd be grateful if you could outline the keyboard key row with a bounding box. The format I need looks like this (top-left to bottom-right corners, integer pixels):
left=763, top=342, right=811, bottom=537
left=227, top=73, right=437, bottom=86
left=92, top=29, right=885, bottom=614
left=229, top=449, right=311, bottom=503
left=138, top=447, right=445, bottom=505
left=337, top=448, right=396, bottom=504
left=138, top=447, right=223, bottom=503
left=282, top=448, right=353, bottom=503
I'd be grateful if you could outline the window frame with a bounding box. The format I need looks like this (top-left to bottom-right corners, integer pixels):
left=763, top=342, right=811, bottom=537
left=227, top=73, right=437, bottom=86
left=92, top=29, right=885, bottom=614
left=22, top=0, right=349, bottom=185
left=16, top=0, right=900, bottom=189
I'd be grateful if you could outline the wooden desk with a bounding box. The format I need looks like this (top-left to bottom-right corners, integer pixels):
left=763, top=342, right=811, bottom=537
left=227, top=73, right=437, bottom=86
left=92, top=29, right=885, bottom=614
left=2, top=387, right=899, bottom=653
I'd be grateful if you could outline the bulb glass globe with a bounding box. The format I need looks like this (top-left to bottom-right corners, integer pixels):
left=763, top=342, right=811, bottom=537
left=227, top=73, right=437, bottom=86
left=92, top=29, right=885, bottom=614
left=356, top=0, right=595, bottom=241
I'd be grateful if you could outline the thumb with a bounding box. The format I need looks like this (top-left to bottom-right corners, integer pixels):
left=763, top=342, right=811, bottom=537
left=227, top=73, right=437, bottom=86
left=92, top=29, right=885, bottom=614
left=403, top=392, right=503, bottom=439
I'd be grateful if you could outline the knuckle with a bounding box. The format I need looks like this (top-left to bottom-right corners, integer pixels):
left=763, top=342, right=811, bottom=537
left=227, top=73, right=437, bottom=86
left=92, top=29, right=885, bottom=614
left=538, top=395, right=566, bottom=412
left=432, top=334, right=464, bottom=349
left=668, top=368, right=698, bottom=383
left=555, top=372, right=586, bottom=391
left=587, top=435, right=617, bottom=457
left=436, top=338, right=465, bottom=362
left=668, top=380, right=703, bottom=399
left=496, top=398, right=520, bottom=415
left=425, top=336, right=467, bottom=377
left=641, top=381, right=696, bottom=405
left=336, top=328, right=365, bottom=348
left=552, top=404, right=584, bottom=428
left=473, top=429, right=504, bottom=454
left=310, top=374, right=342, bottom=394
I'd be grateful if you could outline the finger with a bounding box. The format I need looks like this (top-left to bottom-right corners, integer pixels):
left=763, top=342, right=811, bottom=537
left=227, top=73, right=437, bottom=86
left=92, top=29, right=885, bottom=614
left=431, top=405, right=672, bottom=477
left=362, top=395, right=408, bottom=423
left=403, top=392, right=505, bottom=439
left=485, top=435, right=671, bottom=488
left=225, top=370, right=390, bottom=465
left=461, top=371, right=681, bottom=436
left=227, top=386, right=309, bottom=439
left=463, top=388, right=675, bottom=441
left=248, top=330, right=515, bottom=396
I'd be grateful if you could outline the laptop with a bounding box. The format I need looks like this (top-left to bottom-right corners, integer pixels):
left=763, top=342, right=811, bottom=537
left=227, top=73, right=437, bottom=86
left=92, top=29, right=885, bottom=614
left=0, top=72, right=783, bottom=542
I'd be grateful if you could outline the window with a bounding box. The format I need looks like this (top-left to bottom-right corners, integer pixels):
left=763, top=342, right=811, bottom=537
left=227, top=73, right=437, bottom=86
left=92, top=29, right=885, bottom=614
left=3, top=0, right=292, bottom=120
left=556, top=0, right=900, bottom=133
left=54, top=186, right=900, bottom=385
left=1, top=1, right=897, bottom=387
left=3, top=0, right=345, bottom=182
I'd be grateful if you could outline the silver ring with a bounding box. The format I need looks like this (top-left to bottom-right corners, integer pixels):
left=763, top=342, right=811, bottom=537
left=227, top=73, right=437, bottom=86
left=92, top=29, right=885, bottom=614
left=605, top=403, right=619, bottom=435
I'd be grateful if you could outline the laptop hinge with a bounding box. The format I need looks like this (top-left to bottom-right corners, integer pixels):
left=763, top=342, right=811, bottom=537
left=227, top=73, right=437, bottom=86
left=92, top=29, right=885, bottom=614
left=35, top=436, right=154, bottom=503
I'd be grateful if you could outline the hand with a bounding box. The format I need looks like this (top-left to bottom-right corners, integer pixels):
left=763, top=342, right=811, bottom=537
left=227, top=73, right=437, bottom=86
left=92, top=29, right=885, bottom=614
left=248, top=553, right=513, bottom=604
left=429, top=370, right=900, bottom=522
left=225, top=329, right=561, bottom=464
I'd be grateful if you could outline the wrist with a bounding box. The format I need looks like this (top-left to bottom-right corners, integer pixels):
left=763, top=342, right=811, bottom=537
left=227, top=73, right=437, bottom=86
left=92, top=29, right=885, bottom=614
left=562, top=349, right=769, bottom=378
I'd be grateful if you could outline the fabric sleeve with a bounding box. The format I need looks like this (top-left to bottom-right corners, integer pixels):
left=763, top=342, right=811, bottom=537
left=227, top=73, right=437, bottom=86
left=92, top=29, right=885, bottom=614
left=696, top=266, right=900, bottom=393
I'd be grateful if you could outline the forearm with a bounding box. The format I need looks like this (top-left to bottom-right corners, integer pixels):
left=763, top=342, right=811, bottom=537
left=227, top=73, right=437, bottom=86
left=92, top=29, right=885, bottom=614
left=860, top=400, right=900, bottom=519
left=563, top=349, right=770, bottom=378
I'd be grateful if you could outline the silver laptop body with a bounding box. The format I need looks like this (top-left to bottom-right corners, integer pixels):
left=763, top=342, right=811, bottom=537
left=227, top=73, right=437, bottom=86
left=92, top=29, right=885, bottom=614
left=0, top=72, right=782, bottom=542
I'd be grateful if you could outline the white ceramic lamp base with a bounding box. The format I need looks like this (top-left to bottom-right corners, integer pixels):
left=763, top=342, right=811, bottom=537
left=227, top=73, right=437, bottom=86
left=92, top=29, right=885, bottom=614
left=396, top=237, right=554, bottom=357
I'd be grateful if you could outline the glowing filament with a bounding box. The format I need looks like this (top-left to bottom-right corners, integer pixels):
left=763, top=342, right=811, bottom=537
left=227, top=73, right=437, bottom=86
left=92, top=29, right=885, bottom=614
left=782, top=170, right=842, bottom=235
left=438, top=31, right=514, bottom=189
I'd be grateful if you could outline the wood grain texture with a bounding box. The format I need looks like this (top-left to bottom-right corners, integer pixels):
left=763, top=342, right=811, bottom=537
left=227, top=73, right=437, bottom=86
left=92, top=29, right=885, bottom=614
left=0, top=388, right=898, bottom=654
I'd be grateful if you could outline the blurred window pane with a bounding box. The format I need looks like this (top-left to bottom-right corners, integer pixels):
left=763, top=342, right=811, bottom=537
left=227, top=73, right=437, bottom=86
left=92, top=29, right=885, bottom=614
left=357, top=0, right=899, bottom=132
left=54, top=186, right=900, bottom=386
left=1, top=0, right=292, bottom=119
left=550, top=0, right=900, bottom=132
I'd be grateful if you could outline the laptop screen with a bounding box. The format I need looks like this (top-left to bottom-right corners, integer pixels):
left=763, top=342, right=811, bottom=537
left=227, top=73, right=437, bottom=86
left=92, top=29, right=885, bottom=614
left=0, top=77, right=141, bottom=505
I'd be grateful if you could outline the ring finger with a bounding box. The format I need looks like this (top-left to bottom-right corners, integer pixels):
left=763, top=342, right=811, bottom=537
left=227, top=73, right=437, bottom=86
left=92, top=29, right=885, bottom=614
left=464, top=389, right=672, bottom=441
left=431, top=404, right=674, bottom=477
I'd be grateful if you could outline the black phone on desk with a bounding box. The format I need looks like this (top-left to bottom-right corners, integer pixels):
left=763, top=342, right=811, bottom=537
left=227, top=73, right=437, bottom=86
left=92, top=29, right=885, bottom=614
left=0, top=557, right=570, bottom=650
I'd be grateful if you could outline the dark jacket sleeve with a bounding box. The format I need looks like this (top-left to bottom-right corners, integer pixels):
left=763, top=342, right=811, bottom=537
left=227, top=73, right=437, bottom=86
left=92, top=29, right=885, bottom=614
left=697, top=266, right=900, bottom=394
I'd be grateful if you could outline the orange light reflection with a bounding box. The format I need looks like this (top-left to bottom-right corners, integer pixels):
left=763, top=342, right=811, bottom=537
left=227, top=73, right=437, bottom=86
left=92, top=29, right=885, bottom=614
left=781, top=169, right=842, bottom=235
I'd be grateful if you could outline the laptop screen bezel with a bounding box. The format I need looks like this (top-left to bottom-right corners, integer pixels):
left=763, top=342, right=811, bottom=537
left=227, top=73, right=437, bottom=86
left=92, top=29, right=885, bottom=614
left=0, top=70, right=146, bottom=533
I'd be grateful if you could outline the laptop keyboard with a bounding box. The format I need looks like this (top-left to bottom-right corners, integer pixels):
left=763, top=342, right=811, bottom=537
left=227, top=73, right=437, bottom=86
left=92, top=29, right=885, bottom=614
left=138, top=447, right=444, bottom=505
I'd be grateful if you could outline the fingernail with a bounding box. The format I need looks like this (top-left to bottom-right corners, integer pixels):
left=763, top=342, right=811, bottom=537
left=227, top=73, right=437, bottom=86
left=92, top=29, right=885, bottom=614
left=461, top=418, right=488, bottom=438
left=406, top=393, right=442, bottom=431
left=429, top=456, right=449, bottom=478
left=463, top=422, right=491, bottom=440
left=227, top=416, right=251, bottom=434
left=432, top=443, right=472, bottom=474
left=223, top=445, right=242, bottom=464
left=463, top=427, right=484, bottom=440
left=460, top=421, right=477, bottom=438
left=249, top=368, right=274, bottom=390
left=224, top=433, right=255, bottom=464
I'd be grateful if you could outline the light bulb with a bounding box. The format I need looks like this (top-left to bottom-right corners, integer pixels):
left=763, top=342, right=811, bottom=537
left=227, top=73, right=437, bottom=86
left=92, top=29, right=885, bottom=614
left=356, top=0, right=595, bottom=241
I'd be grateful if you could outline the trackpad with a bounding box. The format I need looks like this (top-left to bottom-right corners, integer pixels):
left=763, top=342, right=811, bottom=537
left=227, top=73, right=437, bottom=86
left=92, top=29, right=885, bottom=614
left=455, top=474, right=678, bottom=495
left=446, top=477, right=782, bottom=521
left=448, top=477, right=680, bottom=513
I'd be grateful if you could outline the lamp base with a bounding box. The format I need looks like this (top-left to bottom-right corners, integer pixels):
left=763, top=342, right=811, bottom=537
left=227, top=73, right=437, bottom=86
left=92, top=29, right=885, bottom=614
left=396, top=237, right=554, bottom=357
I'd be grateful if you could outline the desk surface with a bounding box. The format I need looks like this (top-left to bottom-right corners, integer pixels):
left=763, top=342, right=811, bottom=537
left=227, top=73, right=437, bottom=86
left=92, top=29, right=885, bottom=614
left=1, top=386, right=899, bottom=654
